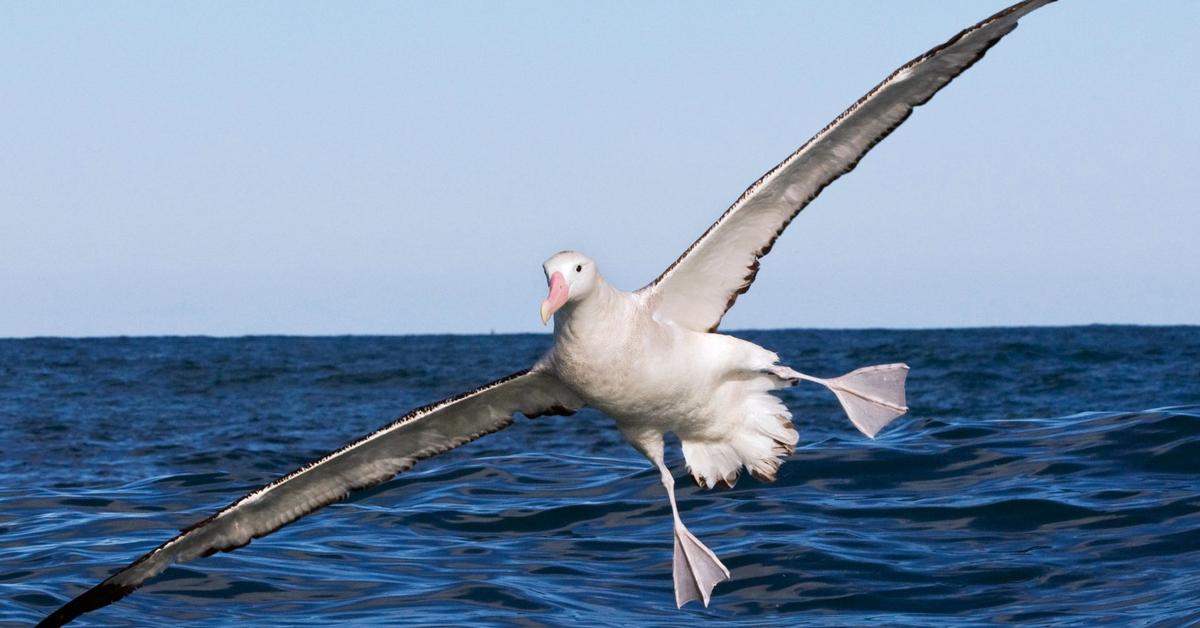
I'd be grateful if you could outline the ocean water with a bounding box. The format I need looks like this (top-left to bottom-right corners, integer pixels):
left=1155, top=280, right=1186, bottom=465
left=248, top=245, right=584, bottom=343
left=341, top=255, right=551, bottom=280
left=2, top=327, right=1198, bottom=626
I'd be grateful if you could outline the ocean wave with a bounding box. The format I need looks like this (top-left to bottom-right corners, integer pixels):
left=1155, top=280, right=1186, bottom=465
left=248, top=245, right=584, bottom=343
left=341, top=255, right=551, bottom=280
left=2, top=329, right=1198, bottom=626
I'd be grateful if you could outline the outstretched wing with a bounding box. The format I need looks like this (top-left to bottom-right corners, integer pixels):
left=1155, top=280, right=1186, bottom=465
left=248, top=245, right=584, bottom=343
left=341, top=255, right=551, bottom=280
left=642, top=0, right=1055, bottom=332
left=39, top=368, right=582, bottom=628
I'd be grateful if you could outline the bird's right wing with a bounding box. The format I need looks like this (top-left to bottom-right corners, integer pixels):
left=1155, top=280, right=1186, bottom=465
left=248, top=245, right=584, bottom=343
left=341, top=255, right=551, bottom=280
left=39, top=367, right=582, bottom=628
left=641, top=0, right=1055, bottom=333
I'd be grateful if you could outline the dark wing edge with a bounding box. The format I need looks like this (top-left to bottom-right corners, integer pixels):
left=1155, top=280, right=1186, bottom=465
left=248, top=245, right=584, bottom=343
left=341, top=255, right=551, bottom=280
left=37, top=367, right=582, bottom=628
left=642, top=0, right=1056, bottom=332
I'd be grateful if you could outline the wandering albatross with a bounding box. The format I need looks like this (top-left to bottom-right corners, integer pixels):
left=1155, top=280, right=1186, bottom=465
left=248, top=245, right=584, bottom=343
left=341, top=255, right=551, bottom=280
left=39, top=1, right=1055, bottom=624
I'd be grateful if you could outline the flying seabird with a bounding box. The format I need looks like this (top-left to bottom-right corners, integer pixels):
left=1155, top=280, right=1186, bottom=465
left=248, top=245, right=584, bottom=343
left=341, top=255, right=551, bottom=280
left=39, top=1, right=1055, bottom=624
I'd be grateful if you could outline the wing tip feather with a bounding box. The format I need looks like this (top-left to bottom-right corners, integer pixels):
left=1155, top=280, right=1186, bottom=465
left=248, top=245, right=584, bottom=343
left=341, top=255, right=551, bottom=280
left=647, top=0, right=1056, bottom=332
left=37, top=581, right=138, bottom=628
left=40, top=368, right=580, bottom=626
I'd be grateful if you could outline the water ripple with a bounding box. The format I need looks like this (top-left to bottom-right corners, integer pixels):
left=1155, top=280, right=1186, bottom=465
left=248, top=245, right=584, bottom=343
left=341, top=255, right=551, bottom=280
left=1, top=328, right=1198, bottom=626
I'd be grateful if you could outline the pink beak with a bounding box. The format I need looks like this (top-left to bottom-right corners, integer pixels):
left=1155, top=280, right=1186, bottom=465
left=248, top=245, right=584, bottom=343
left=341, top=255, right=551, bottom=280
left=540, top=271, right=569, bottom=325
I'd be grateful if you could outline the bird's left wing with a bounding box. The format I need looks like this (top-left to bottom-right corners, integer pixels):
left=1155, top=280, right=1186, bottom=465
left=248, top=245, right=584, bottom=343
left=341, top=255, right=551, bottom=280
left=641, top=0, right=1055, bottom=332
left=39, top=367, right=582, bottom=628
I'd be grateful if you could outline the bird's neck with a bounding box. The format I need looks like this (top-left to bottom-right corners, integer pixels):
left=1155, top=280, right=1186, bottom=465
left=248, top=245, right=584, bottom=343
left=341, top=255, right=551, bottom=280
left=552, top=275, right=625, bottom=343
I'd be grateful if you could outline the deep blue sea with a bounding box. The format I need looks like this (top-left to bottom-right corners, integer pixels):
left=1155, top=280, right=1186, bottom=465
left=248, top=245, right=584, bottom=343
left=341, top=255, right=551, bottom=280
left=2, top=327, right=1199, bottom=626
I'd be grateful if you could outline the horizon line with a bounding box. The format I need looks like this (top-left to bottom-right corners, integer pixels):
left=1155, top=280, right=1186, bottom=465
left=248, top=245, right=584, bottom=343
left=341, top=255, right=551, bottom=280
left=2, top=322, right=1196, bottom=341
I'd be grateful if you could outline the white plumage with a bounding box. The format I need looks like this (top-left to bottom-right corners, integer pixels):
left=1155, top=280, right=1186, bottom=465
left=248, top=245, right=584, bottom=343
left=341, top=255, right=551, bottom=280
left=544, top=252, right=804, bottom=486
left=538, top=249, right=909, bottom=606
left=39, top=1, right=1054, bottom=625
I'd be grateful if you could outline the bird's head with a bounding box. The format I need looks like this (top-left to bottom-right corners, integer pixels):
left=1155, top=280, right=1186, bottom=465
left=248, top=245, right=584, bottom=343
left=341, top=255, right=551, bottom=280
left=540, top=251, right=599, bottom=325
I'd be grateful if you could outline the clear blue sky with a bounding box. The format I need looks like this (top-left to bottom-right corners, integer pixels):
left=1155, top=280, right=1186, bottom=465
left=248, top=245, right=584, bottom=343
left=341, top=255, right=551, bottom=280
left=2, top=1, right=1197, bottom=336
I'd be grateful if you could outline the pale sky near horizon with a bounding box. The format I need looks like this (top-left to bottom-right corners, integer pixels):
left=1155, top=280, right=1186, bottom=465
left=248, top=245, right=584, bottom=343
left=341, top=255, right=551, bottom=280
left=2, top=1, right=1197, bottom=337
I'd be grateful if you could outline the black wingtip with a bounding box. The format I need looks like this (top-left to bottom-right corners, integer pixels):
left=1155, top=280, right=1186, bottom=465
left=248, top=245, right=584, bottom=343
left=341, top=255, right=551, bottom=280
left=36, top=581, right=137, bottom=628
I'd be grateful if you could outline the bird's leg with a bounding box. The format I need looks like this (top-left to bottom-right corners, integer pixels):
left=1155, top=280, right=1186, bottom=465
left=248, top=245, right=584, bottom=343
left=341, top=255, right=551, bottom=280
left=653, top=455, right=730, bottom=607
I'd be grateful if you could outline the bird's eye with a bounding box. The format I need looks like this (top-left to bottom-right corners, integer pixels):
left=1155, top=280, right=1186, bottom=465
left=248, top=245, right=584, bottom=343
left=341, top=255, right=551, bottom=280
left=575, top=265, right=583, bottom=273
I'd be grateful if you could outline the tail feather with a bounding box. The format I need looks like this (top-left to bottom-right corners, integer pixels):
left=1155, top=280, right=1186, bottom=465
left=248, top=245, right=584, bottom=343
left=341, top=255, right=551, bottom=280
left=682, top=376, right=798, bottom=489
left=679, top=361, right=908, bottom=490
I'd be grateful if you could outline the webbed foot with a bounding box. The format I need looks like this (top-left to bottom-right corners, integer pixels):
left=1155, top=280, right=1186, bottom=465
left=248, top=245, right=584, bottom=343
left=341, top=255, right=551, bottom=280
left=672, top=523, right=730, bottom=607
